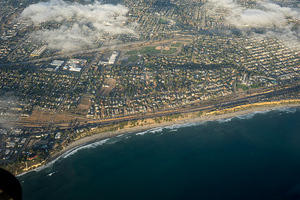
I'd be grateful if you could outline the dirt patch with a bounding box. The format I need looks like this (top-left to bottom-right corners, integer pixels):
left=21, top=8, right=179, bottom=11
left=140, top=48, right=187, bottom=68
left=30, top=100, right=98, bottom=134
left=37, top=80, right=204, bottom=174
left=77, top=95, right=91, bottom=114
left=20, top=108, right=85, bottom=125
left=99, top=78, right=116, bottom=96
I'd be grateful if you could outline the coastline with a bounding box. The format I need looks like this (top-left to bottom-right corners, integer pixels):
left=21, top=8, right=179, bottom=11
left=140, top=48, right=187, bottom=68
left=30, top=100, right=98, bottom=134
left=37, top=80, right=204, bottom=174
left=17, top=101, right=300, bottom=177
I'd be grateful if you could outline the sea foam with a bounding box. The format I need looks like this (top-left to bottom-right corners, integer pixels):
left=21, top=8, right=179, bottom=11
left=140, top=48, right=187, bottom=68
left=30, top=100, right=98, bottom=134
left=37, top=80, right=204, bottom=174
left=135, top=122, right=205, bottom=136
left=62, top=138, right=110, bottom=159
left=18, top=106, right=299, bottom=177
left=18, top=138, right=110, bottom=176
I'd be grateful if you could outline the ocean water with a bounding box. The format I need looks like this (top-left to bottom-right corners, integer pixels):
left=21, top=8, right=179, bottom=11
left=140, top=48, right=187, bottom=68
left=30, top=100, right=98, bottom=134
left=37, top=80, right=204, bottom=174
left=20, top=108, right=300, bottom=200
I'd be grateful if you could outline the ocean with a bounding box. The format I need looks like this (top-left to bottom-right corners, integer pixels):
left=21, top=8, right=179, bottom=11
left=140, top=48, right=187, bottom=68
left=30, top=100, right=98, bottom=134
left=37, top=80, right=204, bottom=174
left=19, top=108, right=300, bottom=200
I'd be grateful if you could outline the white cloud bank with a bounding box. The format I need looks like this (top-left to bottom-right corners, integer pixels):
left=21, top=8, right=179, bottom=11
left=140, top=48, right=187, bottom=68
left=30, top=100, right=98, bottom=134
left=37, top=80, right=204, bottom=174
left=20, top=0, right=137, bottom=52
left=207, top=0, right=300, bottom=48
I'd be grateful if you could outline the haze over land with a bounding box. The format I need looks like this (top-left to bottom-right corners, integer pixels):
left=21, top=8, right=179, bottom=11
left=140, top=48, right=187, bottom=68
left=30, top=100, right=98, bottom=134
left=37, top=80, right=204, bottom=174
left=19, top=0, right=300, bottom=51
left=0, top=95, right=21, bottom=129
left=207, top=0, right=300, bottom=48
left=20, top=0, right=137, bottom=51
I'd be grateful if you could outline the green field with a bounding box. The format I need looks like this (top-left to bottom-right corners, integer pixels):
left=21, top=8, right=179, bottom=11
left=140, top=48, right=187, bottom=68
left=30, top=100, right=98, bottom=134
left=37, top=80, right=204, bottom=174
left=126, top=50, right=138, bottom=55
left=127, top=55, right=139, bottom=62
left=140, top=46, right=161, bottom=54
left=126, top=46, right=179, bottom=56
left=162, top=48, right=177, bottom=54
left=171, top=42, right=182, bottom=47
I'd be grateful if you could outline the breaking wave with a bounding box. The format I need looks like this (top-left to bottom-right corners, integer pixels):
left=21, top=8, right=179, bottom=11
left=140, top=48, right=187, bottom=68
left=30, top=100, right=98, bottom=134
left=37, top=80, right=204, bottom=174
left=18, top=106, right=299, bottom=177
left=18, top=138, right=110, bottom=177
left=62, top=138, right=110, bottom=159
left=135, top=106, right=299, bottom=136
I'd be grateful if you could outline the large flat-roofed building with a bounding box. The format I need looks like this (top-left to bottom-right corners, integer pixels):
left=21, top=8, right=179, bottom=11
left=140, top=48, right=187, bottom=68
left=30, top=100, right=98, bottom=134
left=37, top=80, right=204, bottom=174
left=99, top=51, right=119, bottom=65
left=30, top=45, right=47, bottom=57
left=50, top=60, right=64, bottom=71
left=50, top=60, right=64, bottom=67
left=108, top=51, right=119, bottom=65
left=63, top=59, right=87, bottom=72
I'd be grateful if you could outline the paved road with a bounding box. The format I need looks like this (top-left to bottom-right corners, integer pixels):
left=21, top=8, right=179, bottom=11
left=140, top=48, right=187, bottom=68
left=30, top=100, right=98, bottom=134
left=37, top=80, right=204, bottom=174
left=17, top=83, right=300, bottom=129
left=1, top=36, right=193, bottom=67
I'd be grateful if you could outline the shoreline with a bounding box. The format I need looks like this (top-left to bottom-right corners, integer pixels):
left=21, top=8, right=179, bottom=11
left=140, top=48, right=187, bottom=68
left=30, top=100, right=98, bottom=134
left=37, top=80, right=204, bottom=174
left=17, top=101, right=300, bottom=177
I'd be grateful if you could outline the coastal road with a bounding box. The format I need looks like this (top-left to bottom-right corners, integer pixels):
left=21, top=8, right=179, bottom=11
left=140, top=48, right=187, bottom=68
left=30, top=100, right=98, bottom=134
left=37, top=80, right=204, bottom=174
left=17, top=83, right=300, bottom=129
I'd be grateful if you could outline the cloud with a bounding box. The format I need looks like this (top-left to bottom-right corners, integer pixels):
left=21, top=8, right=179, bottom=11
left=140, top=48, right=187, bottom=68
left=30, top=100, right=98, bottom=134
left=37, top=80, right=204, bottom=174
left=230, top=8, right=285, bottom=28
left=20, top=0, right=137, bottom=52
left=207, top=0, right=300, bottom=48
left=227, top=1, right=299, bottom=28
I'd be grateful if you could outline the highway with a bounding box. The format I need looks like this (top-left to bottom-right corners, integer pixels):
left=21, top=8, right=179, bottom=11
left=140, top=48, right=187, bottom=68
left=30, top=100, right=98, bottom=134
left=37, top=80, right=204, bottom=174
left=1, top=36, right=193, bottom=67
left=17, top=83, right=300, bottom=129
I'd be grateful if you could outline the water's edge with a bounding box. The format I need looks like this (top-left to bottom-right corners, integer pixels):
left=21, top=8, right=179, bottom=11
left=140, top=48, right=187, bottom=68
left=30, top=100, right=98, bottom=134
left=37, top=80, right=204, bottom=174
left=18, top=106, right=299, bottom=177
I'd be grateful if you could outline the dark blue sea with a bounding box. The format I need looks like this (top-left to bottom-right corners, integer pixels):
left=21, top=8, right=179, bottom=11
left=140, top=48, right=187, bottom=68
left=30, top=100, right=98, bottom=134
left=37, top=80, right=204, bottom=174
left=20, top=108, right=300, bottom=200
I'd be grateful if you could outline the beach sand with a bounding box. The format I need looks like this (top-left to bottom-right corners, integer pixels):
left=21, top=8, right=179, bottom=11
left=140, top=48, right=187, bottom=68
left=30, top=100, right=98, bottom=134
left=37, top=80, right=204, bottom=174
left=18, top=101, right=300, bottom=176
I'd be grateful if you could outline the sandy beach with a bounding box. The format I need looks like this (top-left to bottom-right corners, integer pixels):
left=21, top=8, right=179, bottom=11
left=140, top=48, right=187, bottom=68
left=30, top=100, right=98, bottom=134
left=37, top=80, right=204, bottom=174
left=18, top=101, right=300, bottom=176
